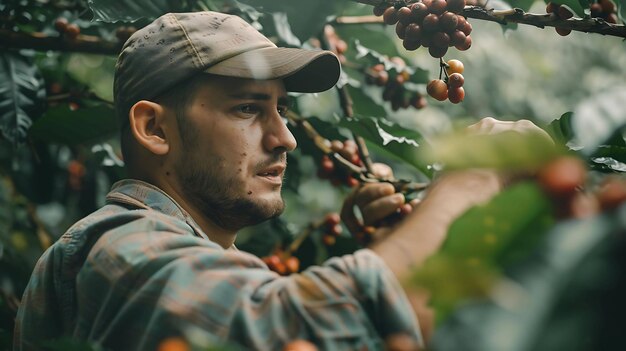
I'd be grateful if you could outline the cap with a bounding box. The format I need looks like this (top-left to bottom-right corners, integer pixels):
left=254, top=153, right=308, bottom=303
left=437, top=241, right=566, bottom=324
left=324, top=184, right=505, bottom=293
left=114, top=11, right=341, bottom=125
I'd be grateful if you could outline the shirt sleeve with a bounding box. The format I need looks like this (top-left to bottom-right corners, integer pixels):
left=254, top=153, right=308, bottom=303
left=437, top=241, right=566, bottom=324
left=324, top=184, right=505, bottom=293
left=75, top=222, right=422, bottom=350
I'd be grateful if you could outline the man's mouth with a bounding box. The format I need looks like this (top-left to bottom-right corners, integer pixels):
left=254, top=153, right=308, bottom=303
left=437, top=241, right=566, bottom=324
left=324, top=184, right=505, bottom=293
left=256, top=165, right=285, bottom=183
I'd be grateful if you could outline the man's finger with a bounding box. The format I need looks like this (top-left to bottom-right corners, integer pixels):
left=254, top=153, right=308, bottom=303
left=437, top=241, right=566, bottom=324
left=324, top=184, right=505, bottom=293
left=361, top=193, right=405, bottom=226
left=353, top=183, right=396, bottom=209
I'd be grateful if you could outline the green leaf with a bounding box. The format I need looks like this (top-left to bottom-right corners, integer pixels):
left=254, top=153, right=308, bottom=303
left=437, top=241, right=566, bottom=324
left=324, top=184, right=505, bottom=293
left=421, top=130, right=562, bottom=172
left=546, top=0, right=588, bottom=17
left=412, top=182, right=554, bottom=323
left=237, top=0, right=349, bottom=41
left=337, top=115, right=432, bottom=176
left=0, top=52, right=46, bottom=145
left=29, top=102, right=117, bottom=145
left=270, top=12, right=302, bottom=47
left=443, top=182, right=554, bottom=266
left=87, top=0, right=177, bottom=22
left=617, top=0, right=626, bottom=23
left=572, top=86, right=626, bottom=153
left=544, top=112, right=574, bottom=146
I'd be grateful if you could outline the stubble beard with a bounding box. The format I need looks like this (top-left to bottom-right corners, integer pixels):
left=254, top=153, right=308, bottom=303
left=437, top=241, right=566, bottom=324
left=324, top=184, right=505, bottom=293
left=176, top=153, right=286, bottom=232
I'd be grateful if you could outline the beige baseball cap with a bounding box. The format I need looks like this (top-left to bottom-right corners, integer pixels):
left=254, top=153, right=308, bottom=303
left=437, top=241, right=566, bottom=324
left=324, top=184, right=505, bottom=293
left=114, top=11, right=340, bottom=125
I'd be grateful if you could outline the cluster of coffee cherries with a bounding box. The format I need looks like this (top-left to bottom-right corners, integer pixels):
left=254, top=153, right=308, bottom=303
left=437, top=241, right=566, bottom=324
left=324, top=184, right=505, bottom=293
left=365, top=57, right=428, bottom=111
left=320, top=213, right=343, bottom=246
left=426, top=59, right=465, bottom=103
left=67, top=160, right=86, bottom=191
left=54, top=17, right=81, bottom=40
left=590, top=0, right=619, bottom=24
left=374, top=0, right=472, bottom=58
left=537, top=156, right=626, bottom=219
left=317, top=139, right=362, bottom=188
left=262, top=250, right=300, bottom=276
left=545, top=3, right=576, bottom=36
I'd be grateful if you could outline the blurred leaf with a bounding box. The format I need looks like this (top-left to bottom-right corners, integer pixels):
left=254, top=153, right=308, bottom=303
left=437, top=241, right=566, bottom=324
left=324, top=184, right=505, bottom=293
left=336, top=24, right=400, bottom=59
left=346, top=85, right=386, bottom=117
left=41, top=337, right=106, bottom=351
left=444, top=182, right=554, bottom=266
left=618, top=0, right=626, bottom=23
left=413, top=182, right=554, bottom=323
left=545, top=112, right=574, bottom=146
left=421, top=130, right=562, bottom=172
left=237, top=0, right=349, bottom=40
left=546, top=0, right=588, bottom=17
left=573, top=86, right=626, bottom=154
left=29, top=103, right=117, bottom=145
left=338, top=115, right=432, bottom=176
left=270, top=12, right=302, bottom=46
left=0, top=52, right=46, bottom=145
left=87, top=0, right=177, bottom=22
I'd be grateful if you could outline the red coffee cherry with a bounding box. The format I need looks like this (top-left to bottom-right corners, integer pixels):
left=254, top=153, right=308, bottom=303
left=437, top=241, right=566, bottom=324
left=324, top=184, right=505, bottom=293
left=448, top=87, right=465, bottom=104
left=448, top=73, right=464, bottom=88
left=427, top=79, right=448, bottom=101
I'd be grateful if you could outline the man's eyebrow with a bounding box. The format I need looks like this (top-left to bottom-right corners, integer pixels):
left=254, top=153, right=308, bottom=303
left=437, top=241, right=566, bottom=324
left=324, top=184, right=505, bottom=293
left=229, top=93, right=291, bottom=106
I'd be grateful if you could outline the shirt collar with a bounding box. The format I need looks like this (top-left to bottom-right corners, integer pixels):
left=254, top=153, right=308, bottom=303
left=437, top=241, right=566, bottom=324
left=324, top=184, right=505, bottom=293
left=105, top=179, right=211, bottom=241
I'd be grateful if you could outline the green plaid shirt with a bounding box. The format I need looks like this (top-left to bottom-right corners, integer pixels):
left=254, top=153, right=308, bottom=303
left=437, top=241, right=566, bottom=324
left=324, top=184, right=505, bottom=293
left=14, top=179, right=422, bottom=350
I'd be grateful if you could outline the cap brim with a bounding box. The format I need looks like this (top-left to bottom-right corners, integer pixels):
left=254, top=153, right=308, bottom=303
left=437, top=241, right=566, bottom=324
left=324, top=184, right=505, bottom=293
left=204, top=47, right=340, bottom=93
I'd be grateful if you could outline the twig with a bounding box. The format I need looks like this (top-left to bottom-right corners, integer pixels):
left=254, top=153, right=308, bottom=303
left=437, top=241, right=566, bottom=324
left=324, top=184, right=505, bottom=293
left=286, top=111, right=429, bottom=193
left=346, top=1, right=626, bottom=38
left=0, top=29, right=123, bottom=55
left=320, top=25, right=376, bottom=175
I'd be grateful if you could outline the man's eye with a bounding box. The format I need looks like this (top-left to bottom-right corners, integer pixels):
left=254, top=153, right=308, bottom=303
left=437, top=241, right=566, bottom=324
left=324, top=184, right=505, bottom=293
left=277, top=106, right=289, bottom=117
left=238, top=104, right=260, bottom=115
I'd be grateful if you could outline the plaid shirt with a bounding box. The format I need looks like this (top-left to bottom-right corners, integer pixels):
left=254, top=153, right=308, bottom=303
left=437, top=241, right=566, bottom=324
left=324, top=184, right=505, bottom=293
left=14, top=179, right=422, bottom=350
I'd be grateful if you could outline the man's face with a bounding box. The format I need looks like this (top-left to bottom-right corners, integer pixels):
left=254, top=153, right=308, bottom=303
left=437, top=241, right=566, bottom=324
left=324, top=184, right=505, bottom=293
left=170, top=75, right=296, bottom=231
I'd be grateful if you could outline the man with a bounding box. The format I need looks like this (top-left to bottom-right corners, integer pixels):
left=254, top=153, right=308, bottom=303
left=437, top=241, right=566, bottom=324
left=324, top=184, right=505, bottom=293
left=14, top=11, right=502, bottom=350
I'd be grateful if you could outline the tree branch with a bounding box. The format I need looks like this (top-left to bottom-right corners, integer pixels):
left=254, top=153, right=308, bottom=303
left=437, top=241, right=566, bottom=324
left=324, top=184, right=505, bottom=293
left=0, top=29, right=122, bottom=55
left=347, top=1, right=626, bottom=38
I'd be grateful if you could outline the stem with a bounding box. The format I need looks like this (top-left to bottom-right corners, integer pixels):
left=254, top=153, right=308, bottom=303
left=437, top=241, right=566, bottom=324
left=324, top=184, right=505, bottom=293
left=320, top=25, right=376, bottom=175
left=285, top=218, right=325, bottom=256
left=0, top=29, right=123, bottom=55
left=440, top=58, right=449, bottom=81
left=346, top=2, right=626, bottom=38
left=286, top=111, right=429, bottom=193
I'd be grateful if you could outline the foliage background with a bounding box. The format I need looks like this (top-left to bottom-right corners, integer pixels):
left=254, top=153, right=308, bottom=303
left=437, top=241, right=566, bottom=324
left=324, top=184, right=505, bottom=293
left=1, top=0, right=625, bottom=349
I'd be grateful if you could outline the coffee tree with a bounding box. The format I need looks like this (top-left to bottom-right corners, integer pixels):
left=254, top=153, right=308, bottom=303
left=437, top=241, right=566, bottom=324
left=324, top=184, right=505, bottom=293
left=1, top=0, right=625, bottom=350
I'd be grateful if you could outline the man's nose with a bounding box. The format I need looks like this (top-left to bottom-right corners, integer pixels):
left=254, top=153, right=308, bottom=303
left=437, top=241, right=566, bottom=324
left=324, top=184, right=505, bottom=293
left=263, top=113, right=297, bottom=153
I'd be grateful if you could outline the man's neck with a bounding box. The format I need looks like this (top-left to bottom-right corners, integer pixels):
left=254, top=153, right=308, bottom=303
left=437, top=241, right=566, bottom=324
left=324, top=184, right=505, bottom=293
left=156, top=179, right=237, bottom=249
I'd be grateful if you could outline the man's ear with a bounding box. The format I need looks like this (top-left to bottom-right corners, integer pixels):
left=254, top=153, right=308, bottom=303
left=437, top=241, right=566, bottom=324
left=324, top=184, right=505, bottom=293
left=128, top=100, right=170, bottom=156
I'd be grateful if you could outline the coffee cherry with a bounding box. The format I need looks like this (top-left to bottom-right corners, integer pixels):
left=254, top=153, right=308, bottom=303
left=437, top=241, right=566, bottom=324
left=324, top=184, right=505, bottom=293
left=432, top=32, right=450, bottom=48
left=446, top=59, right=464, bottom=74
left=590, top=3, right=603, bottom=16
left=410, top=94, right=427, bottom=109
left=322, top=234, right=336, bottom=246
left=448, top=87, right=465, bottom=103
left=555, top=27, right=572, bottom=36
left=537, top=156, right=587, bottom=198
left=557, top=5, right=574, bottom=19
left=65, top=24, right=80, bottom=39
left=283, top=340, right=318, bottom=351
left=430, top=0, right=447, bottom=15
left=450, top=30, right=467, bottom=47
left=373, top=4, right=388, bottom=17
left=448, top=72, right=464, bottom=88
left=403, top=39, right=421, bottom=50
left=440, top=12, right=459, bottom=32
left=383, top=7, right=400, bottom=25
left=324, top=212, right=341, bottom=226
left=427, top=79, right=448, bottom=101
left=606, top=13, right=618, bottom=23
left=284, top=256, right=300, bottom=274
left=405, top=23, right=422, bottom=41
left=446, top=0, right=467, bottom=14
left=410, top=2, right=429, bottom=22
left=396, top=22, right=407, bottom=39
left=596, top=177, right=626, bottom=211
left=455, top=36, right=472, bottom=51
left=54, top=17, right=68, bottom=32
left=422, top=14, right=440, bottom=32
left=398, top=6, right=413, bottom=25
left=428, top=45, right=448, bottom=58
left=600, top=0, right=615, bottom=13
